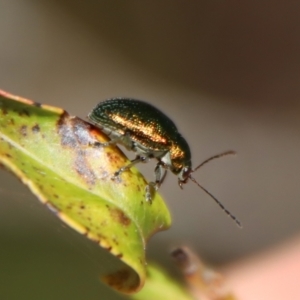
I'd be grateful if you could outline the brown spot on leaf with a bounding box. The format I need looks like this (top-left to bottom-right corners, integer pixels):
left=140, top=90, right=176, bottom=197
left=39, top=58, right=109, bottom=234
left=19, top=125, right=27, bottom=136
left=19, top=109, right=30, bottom=117
left=110, top=208, right=131, bottom=226
left=104, top=268, right=136, bottom=292
left=57, top=112, right=77, bottom=148
left=74, top=149, right=96, bottom=185
left=32, top=101, right=42, bottom=108
left=32, top=124, right=40, bottom=133
left=106, top=152, right=115, bottom=162
left=37, top=183, right=44, bottom=191
left=96, top=233, right=106, bottom=240
left=112, top=237, right=119, bottom=245
left=1, top=107, right=7, bottom=115
left=57, top=114, right=97, bottom=185
left=90, top=236, right=100, bottom=243
left=105, top=246, right=112, bottom=252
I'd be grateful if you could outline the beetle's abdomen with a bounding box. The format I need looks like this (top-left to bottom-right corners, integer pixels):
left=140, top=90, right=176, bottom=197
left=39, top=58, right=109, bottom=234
left=88, top=98, right=178, bottom=151
left=88, top=98, right=192, bottom=169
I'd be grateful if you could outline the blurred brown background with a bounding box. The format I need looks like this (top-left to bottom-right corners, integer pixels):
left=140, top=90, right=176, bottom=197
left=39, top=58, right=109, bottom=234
left=1, top=1, right=300, bottom=299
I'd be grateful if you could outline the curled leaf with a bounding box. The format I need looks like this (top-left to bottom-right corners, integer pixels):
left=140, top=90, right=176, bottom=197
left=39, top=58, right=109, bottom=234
left=130, top=264, right=193, bottom=300
left=0, top=90, right=171, bottom=294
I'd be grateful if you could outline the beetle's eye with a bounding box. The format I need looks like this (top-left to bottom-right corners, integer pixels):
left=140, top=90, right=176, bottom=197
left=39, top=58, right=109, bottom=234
left=182, top=167, right=191, bottom=179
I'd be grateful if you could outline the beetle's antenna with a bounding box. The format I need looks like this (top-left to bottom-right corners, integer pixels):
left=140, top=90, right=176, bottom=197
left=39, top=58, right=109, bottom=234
left=189, top=176, right=242, bottom=228
left=193, top=150, right=236, bottom=172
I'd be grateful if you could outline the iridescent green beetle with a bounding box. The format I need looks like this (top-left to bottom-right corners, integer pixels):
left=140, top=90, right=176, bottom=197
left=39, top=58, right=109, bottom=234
left=88, top=98, right=240, bottom=227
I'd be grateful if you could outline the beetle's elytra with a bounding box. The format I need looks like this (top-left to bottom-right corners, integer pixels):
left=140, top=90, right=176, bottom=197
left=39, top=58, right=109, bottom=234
left=88, top=98, right=241, bottom=227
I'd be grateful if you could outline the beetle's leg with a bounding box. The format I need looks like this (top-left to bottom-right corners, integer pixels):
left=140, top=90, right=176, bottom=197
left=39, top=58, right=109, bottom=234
left=89, top=138, right=118, bottom=148
left=89, top=128, right=130, bottom=148
left=121, top=132, right=135, bottom=151
left=145, top=162, right=167, bottom=203
left=89, top=134, right=122, bottom=147
left=113, top=155, right=150, bottom=178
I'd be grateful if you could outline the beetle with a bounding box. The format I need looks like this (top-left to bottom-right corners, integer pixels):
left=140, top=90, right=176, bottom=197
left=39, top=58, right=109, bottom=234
left=88, top=98, right=241, bottom=227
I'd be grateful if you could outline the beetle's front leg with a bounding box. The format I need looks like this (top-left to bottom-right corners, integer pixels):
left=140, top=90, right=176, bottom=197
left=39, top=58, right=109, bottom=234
left=145, top=162, right=167, bottom=203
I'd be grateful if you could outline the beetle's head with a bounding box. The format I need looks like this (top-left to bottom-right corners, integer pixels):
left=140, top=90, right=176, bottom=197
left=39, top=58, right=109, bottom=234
left=178, top=166, right=192, bottom=187
left=177, top=150, right=242, bottom=228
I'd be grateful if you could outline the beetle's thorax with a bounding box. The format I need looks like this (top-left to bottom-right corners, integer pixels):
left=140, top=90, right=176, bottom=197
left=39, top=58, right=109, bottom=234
left=166, top=134, right=192, bottom=175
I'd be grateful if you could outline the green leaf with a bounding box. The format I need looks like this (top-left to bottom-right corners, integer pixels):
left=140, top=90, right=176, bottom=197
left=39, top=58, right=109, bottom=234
left=0, top=90, right=171, bottom=294
left=130, top=264, right=193, bottom=300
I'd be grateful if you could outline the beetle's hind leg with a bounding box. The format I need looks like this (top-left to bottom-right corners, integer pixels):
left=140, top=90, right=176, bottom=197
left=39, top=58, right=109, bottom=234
left=90, top=131, right=133, bottom=149
left=89, top=131, right=120, bottom=147
left=90, top=140, right=115, bottom=147
left=145, top=162, right=167, bottom=203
